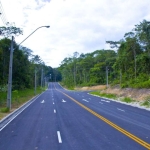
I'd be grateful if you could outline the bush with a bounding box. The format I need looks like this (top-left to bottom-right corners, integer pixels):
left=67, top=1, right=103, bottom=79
left=141, top=96, right=150, bottom=107
left=0, top=107, right=9, bottom=113
left=121, top=97, right=133, bottom=103
left=90, top=91, right=117, bottom=99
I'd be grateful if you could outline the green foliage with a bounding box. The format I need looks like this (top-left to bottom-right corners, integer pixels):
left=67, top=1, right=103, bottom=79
left=0, top=107, right=9, bottom=113
left=141, top=100, right=150, bottom=107
left=0, top=35, right=61, bottom=91
left=0, top=24, right=23, bottom=37
left=141, top=96, right=150, bottom=107
left=0, top=87, right=44, bottom=110
left=59, top=49, right=117, bottom=87
left=90, top=91, right=117, bottom=99
left=121, top=97, right=134, bottom=103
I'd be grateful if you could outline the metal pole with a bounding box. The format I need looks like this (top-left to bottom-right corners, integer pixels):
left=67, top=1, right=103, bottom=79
left=106, top=66, right=108, bottom=88
left=6, top=26, right=50, bottom=109
left=7, top=36, right=14, bottom=109
left=18, top=26, right=50, bottom=46
left=34, top=68, right=36, bottom=95
left=41, top=68, right=43, bottom=88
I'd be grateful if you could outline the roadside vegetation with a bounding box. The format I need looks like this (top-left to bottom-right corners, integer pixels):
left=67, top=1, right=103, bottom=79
left=0, top=23, right=61, bottom=118
left=121, top=97, right=135, bottom=103
left=58, top=20, right=150, bottom=90
left=90, top=90, right=150, bottom=109
left=0, top=87, right=45, bottom=119
left=90, top=91, right=117, bottom=99
left=141, top=97, right=150, bottom=107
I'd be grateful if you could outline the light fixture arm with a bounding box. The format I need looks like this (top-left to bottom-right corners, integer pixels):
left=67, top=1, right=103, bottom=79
left=18, top=26, right=50, bottom=46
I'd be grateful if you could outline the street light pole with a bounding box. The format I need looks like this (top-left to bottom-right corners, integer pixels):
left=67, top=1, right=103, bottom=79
left=7, top=25, right=50, bottom=110
left=18, top=26, right=50, bottom=46
left=106, top=66, right=108, bottom=88
left=41, top=67, right=43, bottom=88
left=34, top=68, right=37, bottom=95
left=7, top=36, right=14, bottom=109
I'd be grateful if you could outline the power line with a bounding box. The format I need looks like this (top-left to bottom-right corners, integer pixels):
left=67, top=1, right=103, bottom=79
left=0, top=0, right=8, bottom=25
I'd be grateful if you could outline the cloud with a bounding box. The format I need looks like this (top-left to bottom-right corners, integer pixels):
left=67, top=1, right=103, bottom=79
left=1, top=0, right=150, bottom=67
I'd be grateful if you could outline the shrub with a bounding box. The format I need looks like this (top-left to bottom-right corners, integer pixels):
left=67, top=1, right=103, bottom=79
left=0, top=107, right=9, bottom=113
left=121, top=97, right=133, bottom=103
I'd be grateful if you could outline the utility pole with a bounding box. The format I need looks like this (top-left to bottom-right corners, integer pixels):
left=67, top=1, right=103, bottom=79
left=106, top=66, right=108, bottom=88
left=34, top=68, right=37, bottom=95
left=6, top=26, right=50, bottom=110
left=41, top=68, right=43, bottom=88
left=7, top=36, right=14, bottom=110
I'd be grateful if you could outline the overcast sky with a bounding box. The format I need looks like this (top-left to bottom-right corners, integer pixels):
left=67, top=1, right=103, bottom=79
left=1, top=0, right=150, bottom=68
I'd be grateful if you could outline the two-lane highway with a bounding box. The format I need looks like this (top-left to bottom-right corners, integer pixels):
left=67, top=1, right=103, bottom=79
left=0, top=82, right=150, bottom=150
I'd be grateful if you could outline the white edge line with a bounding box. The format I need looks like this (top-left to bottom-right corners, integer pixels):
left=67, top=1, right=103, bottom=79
left=0, top=93, right=43, bottom=131
left=88, top=93, right=150, bottom=111
left=57, top=131, right=62, bottom=143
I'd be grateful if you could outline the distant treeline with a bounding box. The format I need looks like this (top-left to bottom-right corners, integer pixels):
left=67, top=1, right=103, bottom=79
left=58, top=20, right=150, bottom=89
left=0, top=24, right=61, bottom=92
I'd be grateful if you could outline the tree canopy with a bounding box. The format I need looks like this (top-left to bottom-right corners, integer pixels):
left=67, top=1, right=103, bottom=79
left=59, top=19, right=150, bottom=88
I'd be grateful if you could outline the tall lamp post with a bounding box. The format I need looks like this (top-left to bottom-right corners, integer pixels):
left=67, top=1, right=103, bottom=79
left=7, top=25, right=50, bottom=110
left=106, top=66, right=108, bottom=88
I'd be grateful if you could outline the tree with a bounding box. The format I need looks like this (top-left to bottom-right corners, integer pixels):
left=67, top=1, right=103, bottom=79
left=0, top=23, right=23, bottom=38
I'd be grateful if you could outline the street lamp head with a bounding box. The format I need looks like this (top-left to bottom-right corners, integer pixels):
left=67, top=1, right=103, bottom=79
left=45, top=26, right=50, bottom=28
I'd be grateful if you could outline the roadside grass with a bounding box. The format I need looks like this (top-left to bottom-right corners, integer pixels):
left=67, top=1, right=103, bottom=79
left=141, top=96, right=150, bottom=108
left=90, top=91, right=117, bottom=99
left=121, top=97, right=135, bottom=103
left=0, top=87, right=45, bottom=119
left=90, top=91, right=136, bottom=104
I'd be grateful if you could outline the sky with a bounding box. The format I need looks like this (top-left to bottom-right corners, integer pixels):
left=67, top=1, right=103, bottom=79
left=0, top=0, right=150, bottom=68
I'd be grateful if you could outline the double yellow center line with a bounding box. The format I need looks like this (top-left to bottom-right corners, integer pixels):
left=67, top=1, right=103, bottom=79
left=57, top=89, right=150, bottom=149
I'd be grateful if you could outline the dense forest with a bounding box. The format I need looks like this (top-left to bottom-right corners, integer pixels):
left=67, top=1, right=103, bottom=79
left=58, top=20, right=150, bottom=89
left=1, top=19, right=150, bottom=92
left=0, top=24, right=61, bottom=93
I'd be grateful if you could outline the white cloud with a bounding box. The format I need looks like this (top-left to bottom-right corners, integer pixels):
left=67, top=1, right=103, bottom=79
left=1, top=0, right=150, bottom=67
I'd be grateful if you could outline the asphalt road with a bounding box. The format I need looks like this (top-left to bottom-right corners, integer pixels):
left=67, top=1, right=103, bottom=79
left=0, top=82, right=150, bottom=150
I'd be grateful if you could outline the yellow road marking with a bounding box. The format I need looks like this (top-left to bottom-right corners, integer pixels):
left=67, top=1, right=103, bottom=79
left=57, top=89, right=150, bottom=149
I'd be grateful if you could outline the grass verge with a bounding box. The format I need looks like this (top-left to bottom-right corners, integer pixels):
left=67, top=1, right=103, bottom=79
left=0, top=86, right=45, bottom=120
left=90, top=91, right=117, bottom=99
left=141, top=96, right=150, bottom=107
left=121, top=97, right=135, bottom=103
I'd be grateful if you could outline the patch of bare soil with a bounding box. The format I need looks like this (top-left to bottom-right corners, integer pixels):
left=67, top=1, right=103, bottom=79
left=76, top=85, right=150, bottom=101
left=75, top=85, right=106, bottom=91
left=103, top=87, right=150, bottom=101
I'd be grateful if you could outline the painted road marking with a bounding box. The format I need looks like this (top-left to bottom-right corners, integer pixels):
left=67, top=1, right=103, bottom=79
left=54, top=109, right=56, bottom=113
left=99, top=102, right=103, bottom=104
left=82, top=99, right=89, bottom=102
left=117, top=108, right=125, bottom=112
left=62, top=99, right=66, bottom=102
left=56, top=89, right=150, bottom=149
left=57, top=131, right=62, bottom=143
left=101, top=99, right=110, bottom=103
left=0, top=93, right=43, bottom=132
left=41, top=100, right=45, bottom=103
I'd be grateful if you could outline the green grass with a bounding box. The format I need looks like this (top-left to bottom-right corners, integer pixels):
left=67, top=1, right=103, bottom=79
left=90, top=91, right=137, bottom=104
left=0, top=86, right=44, bottom=112
left=141, top=96, right=150, bottom=107
left=0, top=107, right=9, bottom=113
left=121, top=97, right=134, bottom=103
left=90, top=91, right=117, bottom=99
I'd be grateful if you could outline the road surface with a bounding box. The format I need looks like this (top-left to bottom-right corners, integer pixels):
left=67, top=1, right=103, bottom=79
left=0, top=82, right=150, bottom=150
